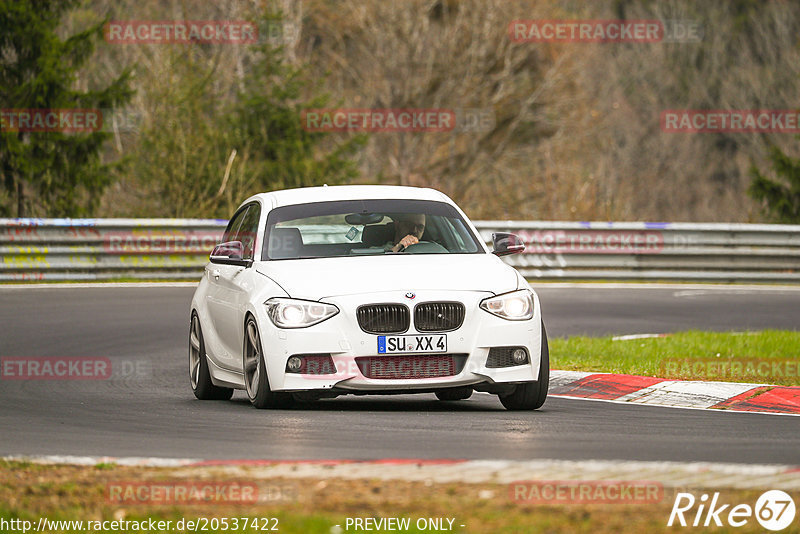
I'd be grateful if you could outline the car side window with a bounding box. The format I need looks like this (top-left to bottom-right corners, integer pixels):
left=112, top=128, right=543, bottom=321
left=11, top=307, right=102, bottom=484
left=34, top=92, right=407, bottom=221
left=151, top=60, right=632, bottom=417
left=222, top=207, right=250, bottom=244
left=234, top=204, right=261, bottom=260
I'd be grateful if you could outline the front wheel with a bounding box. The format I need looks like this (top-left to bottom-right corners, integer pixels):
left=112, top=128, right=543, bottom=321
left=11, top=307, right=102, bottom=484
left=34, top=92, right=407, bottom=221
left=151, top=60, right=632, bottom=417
left=189, top=313, right=233, bottom=400
left=243, top=316, right=293, bottom=409
left=499, top=321, right=549, bottom=411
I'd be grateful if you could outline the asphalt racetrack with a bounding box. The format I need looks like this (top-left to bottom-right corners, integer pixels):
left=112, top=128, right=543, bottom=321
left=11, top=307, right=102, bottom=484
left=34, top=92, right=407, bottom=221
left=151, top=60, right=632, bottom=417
left=1, top=284, right=798, bottom=464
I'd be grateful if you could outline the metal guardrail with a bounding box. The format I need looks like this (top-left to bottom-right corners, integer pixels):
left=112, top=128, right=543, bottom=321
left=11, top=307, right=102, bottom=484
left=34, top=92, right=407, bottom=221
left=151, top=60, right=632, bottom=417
left=0, top=219, right=225, bottom=281
left=478, top=221, right=800, bottom=282
left=1, top=218, right=799, bottom=282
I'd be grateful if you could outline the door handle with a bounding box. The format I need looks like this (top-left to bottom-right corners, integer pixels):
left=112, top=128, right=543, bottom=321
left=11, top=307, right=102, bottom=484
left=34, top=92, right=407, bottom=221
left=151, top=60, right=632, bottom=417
left=211, top=269, right=220, bottom=280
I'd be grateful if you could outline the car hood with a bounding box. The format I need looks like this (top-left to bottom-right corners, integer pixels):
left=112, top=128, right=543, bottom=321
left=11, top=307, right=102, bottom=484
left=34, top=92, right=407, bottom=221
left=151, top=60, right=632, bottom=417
left=256, top=253, right=519, bottom=300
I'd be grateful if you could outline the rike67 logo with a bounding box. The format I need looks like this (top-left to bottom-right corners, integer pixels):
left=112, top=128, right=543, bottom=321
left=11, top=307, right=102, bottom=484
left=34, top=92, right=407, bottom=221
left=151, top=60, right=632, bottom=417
left=668, top=490, right=796, bottom=531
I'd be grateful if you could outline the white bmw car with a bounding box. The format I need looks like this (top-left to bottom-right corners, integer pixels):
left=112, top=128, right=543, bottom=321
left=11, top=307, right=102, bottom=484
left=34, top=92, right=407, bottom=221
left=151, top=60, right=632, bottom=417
left=189, top=185, right=548, bottom=410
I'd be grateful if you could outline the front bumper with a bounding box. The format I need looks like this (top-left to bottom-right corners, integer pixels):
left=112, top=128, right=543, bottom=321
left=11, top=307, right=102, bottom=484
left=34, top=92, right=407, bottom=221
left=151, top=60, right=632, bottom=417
left=256, top=290, right=543, bottom=392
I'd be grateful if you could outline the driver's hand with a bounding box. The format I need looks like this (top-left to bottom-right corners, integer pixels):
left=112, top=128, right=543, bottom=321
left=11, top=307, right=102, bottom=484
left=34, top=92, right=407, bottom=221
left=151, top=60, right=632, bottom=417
left=393, top=235, right=419, bottom=252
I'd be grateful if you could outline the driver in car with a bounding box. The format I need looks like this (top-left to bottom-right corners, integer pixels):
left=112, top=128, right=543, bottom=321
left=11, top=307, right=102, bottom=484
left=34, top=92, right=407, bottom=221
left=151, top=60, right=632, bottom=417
left=386, top=213, right=426, bottom=252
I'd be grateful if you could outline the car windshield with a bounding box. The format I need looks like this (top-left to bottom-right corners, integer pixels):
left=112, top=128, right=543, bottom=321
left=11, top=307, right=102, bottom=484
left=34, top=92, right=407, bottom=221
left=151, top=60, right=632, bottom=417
left=262, top=199, right=483, bottom=260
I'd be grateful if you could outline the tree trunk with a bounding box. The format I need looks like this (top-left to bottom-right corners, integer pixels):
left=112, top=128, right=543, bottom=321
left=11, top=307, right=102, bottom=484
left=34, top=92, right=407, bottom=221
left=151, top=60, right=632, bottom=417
left=17, top=179, right=24, bottom=218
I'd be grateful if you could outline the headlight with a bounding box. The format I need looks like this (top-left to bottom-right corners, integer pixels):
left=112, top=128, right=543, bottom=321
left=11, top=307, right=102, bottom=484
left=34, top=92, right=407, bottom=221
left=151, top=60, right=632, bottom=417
left=479, top=289, right=534, bottom=321
left=265, top=298, right=339, bottom=328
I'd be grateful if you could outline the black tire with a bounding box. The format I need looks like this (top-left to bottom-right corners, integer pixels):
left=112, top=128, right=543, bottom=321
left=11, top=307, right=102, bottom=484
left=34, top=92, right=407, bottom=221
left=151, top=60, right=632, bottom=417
left=499, top=321, right=549, bottom=411
left=243, top=315, right=293, bottom=409
left=189, top=313, right=234, bottom=400
left=435, top=386, right=473, bottom=401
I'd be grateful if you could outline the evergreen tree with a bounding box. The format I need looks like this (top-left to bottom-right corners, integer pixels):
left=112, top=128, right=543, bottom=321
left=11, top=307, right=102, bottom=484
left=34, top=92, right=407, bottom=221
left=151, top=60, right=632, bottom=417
left=229, top=12, right=365, bottom=195
left=0, top=0, right=132, bottom=216
left=126, top=11, right=364, bottom=218
left=749, top=145, right=800, bottom=223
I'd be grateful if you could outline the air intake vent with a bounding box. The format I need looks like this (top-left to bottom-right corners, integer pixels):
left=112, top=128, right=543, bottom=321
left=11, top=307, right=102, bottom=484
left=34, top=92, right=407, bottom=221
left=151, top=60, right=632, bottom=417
left=356, top=354, right=467, bottom=379
left=414, top=302, right=465, bottom=332
left=356, top=304, right=410, bottom=334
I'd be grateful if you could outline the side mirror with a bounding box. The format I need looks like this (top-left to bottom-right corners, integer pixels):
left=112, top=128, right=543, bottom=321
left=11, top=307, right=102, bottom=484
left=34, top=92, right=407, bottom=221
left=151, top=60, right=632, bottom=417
left=492, top=232, right=525, bottom=256
left=210, top=240, right=252, bottom=267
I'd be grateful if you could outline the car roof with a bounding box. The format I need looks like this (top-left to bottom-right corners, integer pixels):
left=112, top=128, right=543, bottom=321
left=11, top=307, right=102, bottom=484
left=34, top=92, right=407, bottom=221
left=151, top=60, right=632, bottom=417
left=241, top=185, right=451, bottom=210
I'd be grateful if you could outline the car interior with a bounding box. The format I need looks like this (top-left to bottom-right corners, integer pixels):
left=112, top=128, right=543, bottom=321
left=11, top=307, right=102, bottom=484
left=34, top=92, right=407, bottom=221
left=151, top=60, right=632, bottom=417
left=266, top=215, right=470, bottom=259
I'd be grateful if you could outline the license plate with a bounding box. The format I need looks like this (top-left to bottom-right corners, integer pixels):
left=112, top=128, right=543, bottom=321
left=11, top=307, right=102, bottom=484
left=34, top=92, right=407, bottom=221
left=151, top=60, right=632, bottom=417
left=377, top=334, right=447, bottom=354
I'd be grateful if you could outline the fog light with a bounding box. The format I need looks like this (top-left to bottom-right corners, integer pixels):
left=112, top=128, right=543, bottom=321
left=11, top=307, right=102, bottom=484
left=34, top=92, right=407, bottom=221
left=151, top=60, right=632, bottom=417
left=287, top=356, right=303, bottom=372
left=512, top=348, right=527, bottom=364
